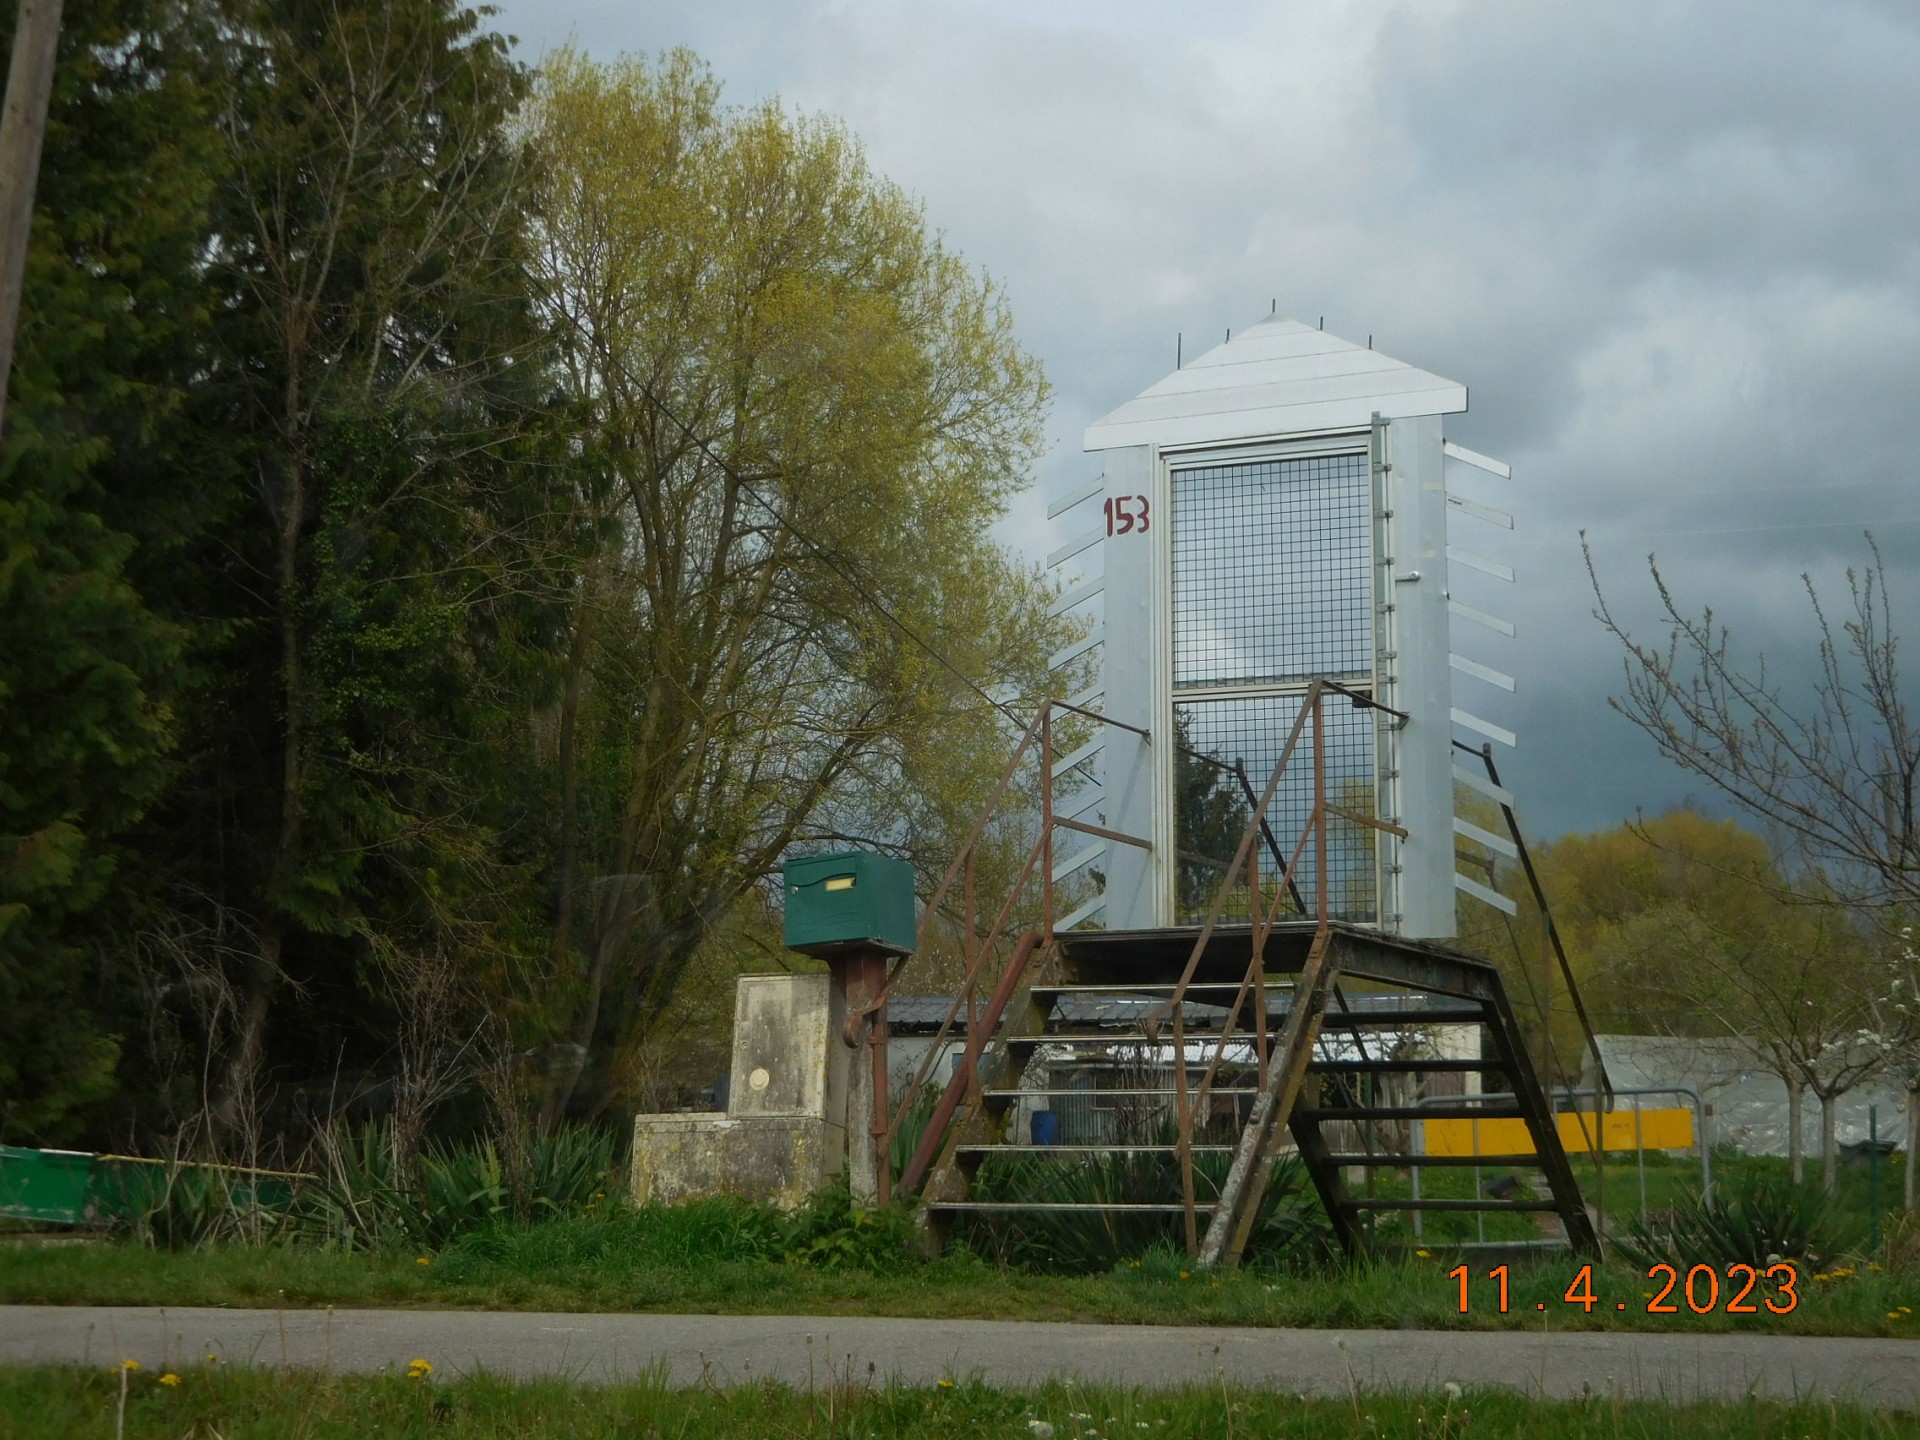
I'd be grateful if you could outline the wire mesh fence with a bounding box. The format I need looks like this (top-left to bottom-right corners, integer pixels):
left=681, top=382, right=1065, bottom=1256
left=1171, top=451, right=1372, bottom=689
left=1174, top=693, right=1379, bottom=925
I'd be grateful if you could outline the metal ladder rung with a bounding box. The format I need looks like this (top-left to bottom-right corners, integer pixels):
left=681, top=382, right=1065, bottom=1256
left=958, top=1144, right=1235, bottom=1156
left=927, top=1200, right=1218, bottom=1213
left=1310, top=1058, right=1496, bottom=1073
left=1320, top=1153, right=1540, bottom=1168
left=1295, top=1106, right=1525, bottom=1122
left=1338, top=1197, right=1557, bottom=1212
left=984, top=1087, right=1259, bottom=1099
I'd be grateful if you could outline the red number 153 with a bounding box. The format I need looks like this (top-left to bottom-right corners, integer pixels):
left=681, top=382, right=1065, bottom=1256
left=1103, top=495, right=1150, bottom=536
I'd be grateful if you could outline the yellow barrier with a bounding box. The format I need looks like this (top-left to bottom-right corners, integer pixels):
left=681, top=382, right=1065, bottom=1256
left=1421, top=1107, right=1694, bottom=1158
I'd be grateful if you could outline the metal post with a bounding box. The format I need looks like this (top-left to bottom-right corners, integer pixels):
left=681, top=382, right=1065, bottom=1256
left=1634, top=1094, right=1646, bottom=1221
left=0, top=0, right=63, bottom=437
left=868, top=952, right=891, bottom=1204
left=1472, top=1112, right=1484, bottom=1244
left=1871, top=1105, right=1881, bottom=1258
left=1249, top=842, right=1268, bottom=1088
left=1411, top=1115, right=1423, bottom=1241
left=1313, top=694, right=1327, bottom=928
left=1592, top=1093, right=1606, bottom=1249
left=1541, top=907, right=1554, bottom=1096
left=1041, top=706, right=1054, bottom=935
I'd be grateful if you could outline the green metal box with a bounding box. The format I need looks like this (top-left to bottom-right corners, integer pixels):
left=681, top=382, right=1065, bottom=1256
left=782, top=851, right=918, bottom=957
left=0, top=1146, right=96, bottom=1225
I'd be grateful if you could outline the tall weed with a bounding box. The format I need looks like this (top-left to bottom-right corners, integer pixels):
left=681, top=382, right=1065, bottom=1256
left=300, top=1120, right=620, bottom=1251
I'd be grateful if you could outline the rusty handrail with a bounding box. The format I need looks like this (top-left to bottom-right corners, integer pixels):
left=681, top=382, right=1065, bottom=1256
left=1164, top=682, right=1331, bottom=1251
left=879, top=680, right=1378, bottom=1232
left=880, top=698, right=1154, bottom=1201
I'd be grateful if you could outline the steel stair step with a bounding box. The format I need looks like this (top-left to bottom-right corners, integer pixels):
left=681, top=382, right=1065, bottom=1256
left=1335, top=1197, right=1557, bottom=1212
left=1309, top=1057, right=1497, bottom=1073
left=1295, top=1106, right=1526, bottom=1122
left=927, top=1200, right=1217, bottom=1213
left=1319, top=1153, right=1540, bottom=1168
left=956, top=1143, right=1235, bottom=1157
left=1030, top=982, right=1290, bottom=999
left=983, top=1086, right=1259, bottom=1102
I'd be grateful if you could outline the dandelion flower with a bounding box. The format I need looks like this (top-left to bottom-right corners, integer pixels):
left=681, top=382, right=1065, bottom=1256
left=415, top=1257, right=430, bottom=1266
left=1416, top=1249, right=1431, bottom=1258
left=120, top=1360, right=140, bottom=1372
left=937, top=1379, right=955, bottom=1389
left=1178, top=1270, right=1190, bottom=1280
left=1028, top=1421, right=1055, bottom=1439
left=1444, top=1382, right=1462, bottom=1401
left=405, top=1358, right=433, bottom=1379
left=158, top=1373, right=180, bottom=1387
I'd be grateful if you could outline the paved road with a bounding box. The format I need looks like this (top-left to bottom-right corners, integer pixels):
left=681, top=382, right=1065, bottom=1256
left=2, top=1306, right=1916, bottom=1409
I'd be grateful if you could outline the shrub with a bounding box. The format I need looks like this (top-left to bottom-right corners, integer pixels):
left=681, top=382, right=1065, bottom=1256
left=1620, top=1169, right=1864, bottom=1271
left=297, top=1120, right=621, bottom=1251
left=101, top=1161, right=298, bottom=1249
left=781, top=1182, right=921, bottom=1271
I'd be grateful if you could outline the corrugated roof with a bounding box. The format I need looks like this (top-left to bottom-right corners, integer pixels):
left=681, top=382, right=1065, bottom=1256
left=1084, top=317, right=1466, bottom=452
left=886, top=991, right=1464, bottom=1032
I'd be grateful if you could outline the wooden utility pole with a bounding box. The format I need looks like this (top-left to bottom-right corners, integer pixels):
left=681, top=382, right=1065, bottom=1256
left=0, top=0, right=62, bottom=436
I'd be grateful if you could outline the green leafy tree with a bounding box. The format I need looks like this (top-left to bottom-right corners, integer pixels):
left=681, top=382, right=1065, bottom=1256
left=149, top=0, right=564, bottom=1131
left=1172, top=723, right=1250, bottom=922
left=1515, top=810, right=1879, bottom=1186
left=0, top=0, right=220, bottom=1140
left=520, top=50, right=1059, bottom=1119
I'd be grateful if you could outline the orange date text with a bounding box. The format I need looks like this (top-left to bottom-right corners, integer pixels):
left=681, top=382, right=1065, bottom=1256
left=1448, top=1262, right=1800, bottom=1315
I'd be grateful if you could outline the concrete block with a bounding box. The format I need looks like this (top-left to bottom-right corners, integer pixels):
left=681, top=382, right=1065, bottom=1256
left=728, top=973, right=839, bottom=1119
left=629, top=1113, right=844, bottom=1211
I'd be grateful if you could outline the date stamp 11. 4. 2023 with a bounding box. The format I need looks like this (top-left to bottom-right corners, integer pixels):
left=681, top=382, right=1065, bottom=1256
left=1451, top=1262, right=1801, bottom=1316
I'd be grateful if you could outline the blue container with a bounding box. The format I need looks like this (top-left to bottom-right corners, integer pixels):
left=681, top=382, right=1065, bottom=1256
left=1030, top=1111, right=1059, bottom=1147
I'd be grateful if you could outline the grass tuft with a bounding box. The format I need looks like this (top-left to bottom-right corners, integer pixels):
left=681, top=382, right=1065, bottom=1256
left=2, top=1363, right=1914, bottom=1439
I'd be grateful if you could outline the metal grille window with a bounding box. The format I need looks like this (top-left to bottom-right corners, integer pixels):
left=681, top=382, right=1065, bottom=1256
left=1174, top=694, right=1379, bottom=925
left=1171, top=452, right=1372, bottom=688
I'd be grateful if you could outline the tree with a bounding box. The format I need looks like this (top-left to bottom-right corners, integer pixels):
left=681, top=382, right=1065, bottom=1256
left=1590, top=895, right=1877, bottom=1189
left=1857, top=925, right=1920, bottom=1212
left=0, top=0, right=220, bottom=1139
left=158, top=0, right=562, bottom=1131
left=1586, top=535, right=1918, bottom=916
left=1505, top=810, right=1880, bottom=1186
left=519, top=50, right=1059, bottom=1119
left=1171, top=719, right=1253, bottom=922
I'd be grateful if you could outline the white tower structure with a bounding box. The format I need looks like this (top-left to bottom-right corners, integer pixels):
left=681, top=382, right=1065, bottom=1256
left=1048, top=317, right=1520, bottom=940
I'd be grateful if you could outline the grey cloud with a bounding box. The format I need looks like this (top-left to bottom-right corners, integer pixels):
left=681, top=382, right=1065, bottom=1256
left=488, top=0, right=1920, bottom=839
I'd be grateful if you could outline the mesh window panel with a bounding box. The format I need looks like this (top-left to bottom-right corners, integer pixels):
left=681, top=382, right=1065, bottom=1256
left=1171, top=452, right=1372, bottom=688
left=1173, top=694, right=1379, bottom=925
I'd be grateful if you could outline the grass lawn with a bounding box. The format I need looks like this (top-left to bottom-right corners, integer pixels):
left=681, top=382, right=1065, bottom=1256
left=3, top=1150, right=1914, bottom=1339
left=4, top=1363, right=1915, bottom=1439
left=3, top=1225, right=1916, bottom=1339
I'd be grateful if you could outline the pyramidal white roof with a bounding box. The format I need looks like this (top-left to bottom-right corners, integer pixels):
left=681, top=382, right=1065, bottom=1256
left=1084, top=317, right=1466, bottom=452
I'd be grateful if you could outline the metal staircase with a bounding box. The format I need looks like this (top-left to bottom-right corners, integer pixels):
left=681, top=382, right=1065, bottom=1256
left=863, top=684, right=1602, bottom=1268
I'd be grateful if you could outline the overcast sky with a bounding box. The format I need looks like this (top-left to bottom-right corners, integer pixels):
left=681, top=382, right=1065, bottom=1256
left=488, top=0, right=1920, bottom=841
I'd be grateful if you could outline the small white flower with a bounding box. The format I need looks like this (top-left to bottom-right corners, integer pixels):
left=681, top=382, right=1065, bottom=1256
left=1444, top=1382, right=1462, bottom=1401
